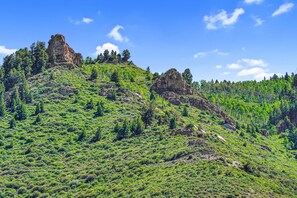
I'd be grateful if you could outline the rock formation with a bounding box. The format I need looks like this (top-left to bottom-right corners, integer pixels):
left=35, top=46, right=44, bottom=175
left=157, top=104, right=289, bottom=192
left=151, top=68, right=193, bottom=95
left=151, top=68, right=235, bottom=126
left=47, top=34, right=83, bottom=67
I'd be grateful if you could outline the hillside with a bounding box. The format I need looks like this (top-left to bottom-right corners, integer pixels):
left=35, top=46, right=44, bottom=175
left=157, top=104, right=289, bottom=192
left=1, top=36, right=297, bottom=197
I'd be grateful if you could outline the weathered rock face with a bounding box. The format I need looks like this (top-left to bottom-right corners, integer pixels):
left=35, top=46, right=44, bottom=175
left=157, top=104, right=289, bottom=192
left=151, top=68, right=235, bottom=126
left=47, top=34, right=83, bottom=67
left=151, top=68, right=193, bottom=95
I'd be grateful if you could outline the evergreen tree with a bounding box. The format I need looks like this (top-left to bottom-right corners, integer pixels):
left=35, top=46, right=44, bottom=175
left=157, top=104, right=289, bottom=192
left=182, top=68, right=193, bottom=85
left=14, top=102, right=27, bottom=121
left=116, top=120, right=129, bottom=140
left=90, top=127, right=102, bottom=143
left=132, top=117, right=144, bottom=136
left=77, top=130, right=86, bottom=141
left=122, top=49, right=131, bottom=62
left=0, top=84, right=5, bottom=116
left=146, top=66, right=151, bottom=73
left=86, top=99, right=94, bottom=109
left=90, top=67, right=98, bottom=80
left=182, top=106, right=189, bottom=117
left=111, top=71, right=120, bottom=83
left=19, top=72, right=32, bottom=103
left=9, top=118, right=16, bottom=129
left=34, top=115, right=42, bottom=124
left=142, top=106, right=154, bottom=128
left=40, top=100, right=45, bottom=113
left=35, top=102, right=40, bottom=115
left=103, top=50, right=110, bottom=61
left=94, top=102, right=104, bottom=117
left=170, top=117, right=177, bottom=129
left=10, top=86, right=20, bottom=112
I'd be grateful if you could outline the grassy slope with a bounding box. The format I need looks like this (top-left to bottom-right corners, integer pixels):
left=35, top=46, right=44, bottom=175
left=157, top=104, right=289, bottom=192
left=0, top=64, right=297, bottom=197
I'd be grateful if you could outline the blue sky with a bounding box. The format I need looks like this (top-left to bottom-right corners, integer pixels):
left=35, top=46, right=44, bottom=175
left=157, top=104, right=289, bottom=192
left=0, top=0, right=296, bottom=82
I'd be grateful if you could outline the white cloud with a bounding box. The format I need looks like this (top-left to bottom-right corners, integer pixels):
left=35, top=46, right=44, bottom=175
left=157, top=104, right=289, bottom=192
left=82, top=18, right=93, bottom=24
left=221, top=72, right=231, bottom=75
left=254, top=72, right=275, bottom=80
left=252, top=16, right=264, bottom=26
left=204, top=8, right=245, bottom=30
left=227, top=63, right=243, bottom=69
left=272, top=3, right=294, bottom=17
left=216, top=65, right=222, bottom=69
left=69, top=17, right=94, bottom=25
left=245, top=0, right=263, bottom=4
left=108, top=25, right=129, bottom=42
left=238, top=67, right=266, bottom=76
left=194, top=49, right=229, bottom=58
left=239, top=58, right=268, bottom=67
left=94, top=43, right=120, bottom=56
left=194, top=52, right=207, bottom=58
left=0, top=45, right=17, bottom=55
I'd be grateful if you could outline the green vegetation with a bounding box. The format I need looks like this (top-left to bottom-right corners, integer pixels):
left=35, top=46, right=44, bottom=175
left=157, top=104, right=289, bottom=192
left=0, top=42, right=297, bottom=197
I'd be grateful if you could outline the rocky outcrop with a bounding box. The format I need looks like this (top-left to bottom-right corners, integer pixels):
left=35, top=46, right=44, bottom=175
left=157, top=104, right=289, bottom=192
left=151, top=68, right=235, bottom=126
left=47, top=34, right=83, bottom=67
left=151, top=68, right=193, bottom=95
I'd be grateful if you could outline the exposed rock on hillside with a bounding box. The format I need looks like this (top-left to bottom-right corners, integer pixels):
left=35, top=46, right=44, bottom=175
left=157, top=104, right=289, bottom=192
left=47, top=34, right=83, bottom=67
left=151, top=68, right=235, bottom=126
left=151, top=68, right=193, bottom=95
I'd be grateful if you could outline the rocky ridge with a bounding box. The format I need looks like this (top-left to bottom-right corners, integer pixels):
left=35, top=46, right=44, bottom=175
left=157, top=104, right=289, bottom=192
left=46, top=34, right=83, bottom=67
left=151, top=68, right=235, bottom=127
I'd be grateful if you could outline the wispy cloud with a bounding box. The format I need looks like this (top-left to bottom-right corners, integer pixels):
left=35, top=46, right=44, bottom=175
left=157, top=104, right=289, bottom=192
left=227, top=63, right=243, bottom=69
left=216, top=65, right=222, bottom=69
left=272, top=3, right=294, bottom=17
left=240, top=58, right=268, bottom=67
left=69, top=17, right=94, bottom=25
left=108, top=25, right=129, bottom=42
left=237, top=67, right=275, bottom=80
left=221, top=72, right=231, bottom=75
left=94, top=43, right=120, bottom=56
left=204, top=8, right=245, bottom=30
left=194, top=49, right=229, bottom=58
left=252, top=16, right=264, bottom=26
left=0, top=45, right=17, bottom=55
left=244, top=0, right=263, bottom=5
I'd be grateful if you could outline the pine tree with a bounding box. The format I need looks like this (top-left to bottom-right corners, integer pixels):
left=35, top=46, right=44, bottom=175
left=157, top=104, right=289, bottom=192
left=170, top=117, right=177, bottom=129
left=111, top=71, right=120, bottom=83
left=40, top=100, right=45, bottom=113
left=182, top=68, right=193, bottom=85
left=122, top=49, right=131, bottom=62
left=94, top=102, right=104, bottom=117
left=34, top=115, right=42, bottom=124
left=90, top=127, right=102, bottom=142
left=10, top=86, right=20, bottom=112
left=90, top=67, right=98, bottom=80
left=116, top=120, right=129, bottom=140
left=35, top=102, right=40, bottom=115
left=142, top=106, right=154, bottom=128
left=86, top=99, right=94, bottom=109
left=14, top=102, right=27, bottom=121
left=9, top=118, right=16, bottom=129
left=0, top=84, right=5, bottom=116
left=182, top=106, right=189, bottom=117
left=133, top=117, right=144, bottom=136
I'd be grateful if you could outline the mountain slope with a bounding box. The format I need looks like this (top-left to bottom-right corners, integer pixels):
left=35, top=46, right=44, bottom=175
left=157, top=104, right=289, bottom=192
left=0, top=63, right=297, bottom=197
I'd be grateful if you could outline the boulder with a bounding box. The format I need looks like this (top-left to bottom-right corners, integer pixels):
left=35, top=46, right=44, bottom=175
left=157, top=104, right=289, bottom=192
left=151, top=68, right=193, bottom=95
left=47, top=34, right=83, bottom=67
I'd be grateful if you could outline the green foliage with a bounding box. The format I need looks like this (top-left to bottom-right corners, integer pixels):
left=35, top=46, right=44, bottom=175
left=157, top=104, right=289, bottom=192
left=169, top=117, right=177, bottom=129
left=94, top=101, right=104, bottom=117
left=110, top=71, right=120, bottom=83
left=90, top=67, right=98, bottom=80
left=77, top=130, right=86, bottom=142
left=142, top=106, right=154, bottom=127
left=9, top=118, right=16, bottom=128
left=90, top=127, right=102, bottom=143
left=122, top=49, right=131, bottom=62
left=182, top=106, right=189, bottom=117
left=182, top=68, right=193, bottom=85
left=14, top=102, right=27, bottom=121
